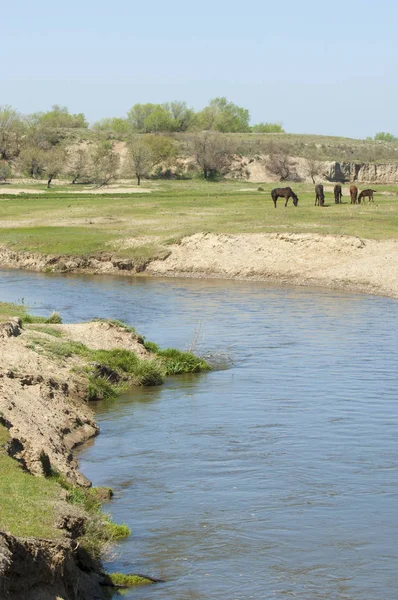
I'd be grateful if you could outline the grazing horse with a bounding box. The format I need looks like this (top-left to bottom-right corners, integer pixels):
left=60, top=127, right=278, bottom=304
left=271, top=187, right=299, bottom=208
left=334, top=184, right=342, bottom=204
left=350, top=185, right=358, bottom=204
left=315, top=184, right=325, bottom=206
left=358, top=189, right=376, bottom=203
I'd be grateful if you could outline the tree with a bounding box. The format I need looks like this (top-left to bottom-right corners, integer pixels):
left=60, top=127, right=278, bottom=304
left=0, top=160, right=12, bottom=181
left=42, top=147, right=67, bottom=188
left=92, top=118, right=130, bottom=138
left=304, top=156, right=323, bottom=183
left=0, top=106, right=26, bottom=161
left=195, top=97, right=250, bottom=133
left=127, top=103, right=158, bottom=132
left=191, top=132, right=236, bottom=179
left=18, top=145, right=47, bottom=179
left=125, top=135, right=178, bottom=185
left=126, top=138, right=154, bottom=186
left=373, top=132, right=398, bottom=143
left=266, top=151, right=296, bottom=181
left=168, top=101, right=195, bottom=132
left=90, top=141, right=120, bottom=187
left=32, top=105, right=88, bottom=129
left=251, top=122, right=285, bottom=133
left=67, top=147, right=91, bottom=184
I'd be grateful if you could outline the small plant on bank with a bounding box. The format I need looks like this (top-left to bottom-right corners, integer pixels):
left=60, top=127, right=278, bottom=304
left=106, top=573, right=157, bottom=587
left=157, top=348, right=211, bottom=375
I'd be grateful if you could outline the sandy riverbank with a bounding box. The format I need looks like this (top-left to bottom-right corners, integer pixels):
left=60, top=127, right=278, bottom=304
left=1, top=232, right=398, bottom=299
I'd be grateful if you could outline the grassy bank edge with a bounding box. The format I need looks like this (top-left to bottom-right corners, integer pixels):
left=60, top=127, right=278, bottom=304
left=0, top=301, right=211, bottom=586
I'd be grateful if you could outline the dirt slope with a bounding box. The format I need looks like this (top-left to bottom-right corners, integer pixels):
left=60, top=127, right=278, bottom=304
left=147, top=232, right=398, bottom=298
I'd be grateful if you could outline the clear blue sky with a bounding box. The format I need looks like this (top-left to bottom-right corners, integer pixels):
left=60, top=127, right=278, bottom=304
left=2, top=0, right=397, bottom=138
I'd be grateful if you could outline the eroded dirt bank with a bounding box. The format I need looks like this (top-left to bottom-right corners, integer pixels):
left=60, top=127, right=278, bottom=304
left=147, top=233, right=398, bottom=299
left=0, top=319, right=152, bottom=599
left=2, top=232, right=397, bottom=299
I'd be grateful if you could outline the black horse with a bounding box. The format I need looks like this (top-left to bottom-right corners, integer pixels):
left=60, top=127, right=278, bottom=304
left=271, top=187, right=299, bottom=208
left=358, top=189, right=376, bottom=203
left=334, top=184, right=343, bottom=204
left=315, top=184, right=325, bottom=206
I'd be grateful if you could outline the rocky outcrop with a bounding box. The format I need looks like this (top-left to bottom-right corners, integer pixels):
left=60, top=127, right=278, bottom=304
left=0, top=531, right=105, bottom=600
left=227, top=155, right=398, bottom=184
left=325, top=161, right=398, bottom=183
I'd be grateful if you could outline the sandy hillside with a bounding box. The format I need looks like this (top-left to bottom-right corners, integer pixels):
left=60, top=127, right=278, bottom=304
left=147, top=232, right=398, bottom=298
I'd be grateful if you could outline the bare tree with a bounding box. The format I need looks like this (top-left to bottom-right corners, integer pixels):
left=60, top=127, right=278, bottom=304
left=0, top=160, right=12, bottom=182
left=126, top=135, right=178, bottom=185
left=42, top=147, right=66, bottom=188
left=126, top=138, right=154, bottom=186
left=90, top=141, right=120, bottom=187
left=266, top=151, right=296, bottom=181
left=67, top=146, right=91, bottom=184
left=190, top=132, right=236, bottom=179
left=304, top=157, right=324, bottom=183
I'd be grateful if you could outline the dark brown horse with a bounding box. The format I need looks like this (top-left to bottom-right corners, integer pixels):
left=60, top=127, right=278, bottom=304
left=358, top=189, right=376, bottom=203
left=334, top=184, right=342, bottom=204
left=315, top=184, right=325, bottom=206
left=271, top=187, right=299, bottom=208
left=350, top=185, right=358, bottom=204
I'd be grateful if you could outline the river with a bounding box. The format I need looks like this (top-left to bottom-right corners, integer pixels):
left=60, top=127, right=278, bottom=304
left=0, top=270, right=397, bottom=599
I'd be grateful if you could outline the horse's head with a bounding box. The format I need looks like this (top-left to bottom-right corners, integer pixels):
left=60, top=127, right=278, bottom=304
left=293, top=195, right=299, bottom=206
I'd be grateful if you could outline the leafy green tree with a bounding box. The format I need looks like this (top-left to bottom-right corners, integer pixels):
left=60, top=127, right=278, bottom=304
left=191, top=132, right=236, bottom=179
left=195, top=97, right=250, bottom=133
left=168, top=101, right=195, bottom=132
left=0, top=106, right=26, bottom=161
left=92, top=118, right=130, bottom=138
left=18, top=146, right=47, bottom=179
left=251, top=122, right=285, bottom=133
left=32, top=105, right=88, bottom=129
left=127, top=103, right=158, bottom=132
left=373, top=132, right=398, bottom=142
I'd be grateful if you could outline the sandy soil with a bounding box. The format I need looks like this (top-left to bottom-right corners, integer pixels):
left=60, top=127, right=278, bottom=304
left=147, top=232, right=398, bottom=299
left=0, top=320, right=150, bottom=485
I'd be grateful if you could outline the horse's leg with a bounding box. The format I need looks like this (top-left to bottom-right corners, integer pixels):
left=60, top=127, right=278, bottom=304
left=273, top=198, right=277, bottom=208
left=285, top=198, right=288, bottom=207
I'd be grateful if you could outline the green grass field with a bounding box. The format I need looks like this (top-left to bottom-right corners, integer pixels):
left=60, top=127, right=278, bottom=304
left=0, top=180, right=397, bottom=260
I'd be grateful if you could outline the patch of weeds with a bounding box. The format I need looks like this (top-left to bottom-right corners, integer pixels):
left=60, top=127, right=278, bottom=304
left=32, top=338, right=89, bottom=358
left=87, top=375, right=126, bottom=401
left=157, top=348, right=211, bottom=375
left=22, top=311, right=62, bottom=325
left=49, top=472, right=129, bottom=559
left=143, top=340, right=160, bottom=353
left=29, top=325, right=63, bottom=338
left=90, top=349, right=164, bottom=386
left=130, top=358, right=164, bottom=386
left=106, top=573, right=157, bottom=587
left=46, top=311, right=62, bottom=324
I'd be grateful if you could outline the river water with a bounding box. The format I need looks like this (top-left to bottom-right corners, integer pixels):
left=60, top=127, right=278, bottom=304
left=1, top=270, right=397, bottom=599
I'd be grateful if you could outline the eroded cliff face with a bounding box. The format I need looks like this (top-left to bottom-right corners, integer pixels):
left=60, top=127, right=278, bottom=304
left=228, top=155, right=398, bottom=184
left=325, top=161, right=398, bottom=183
left=0, top=532, right=104, bottom=600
